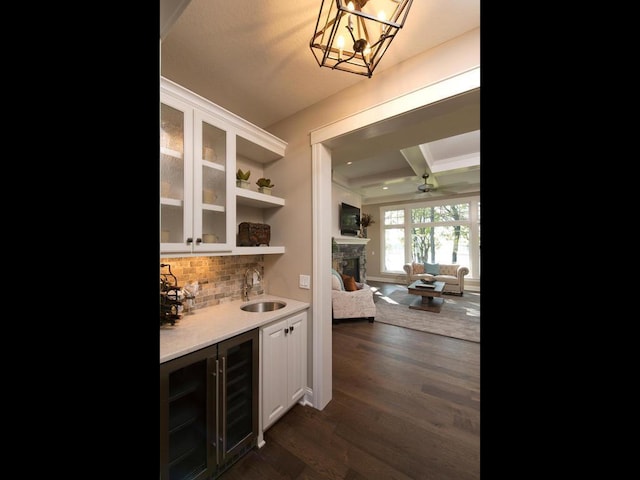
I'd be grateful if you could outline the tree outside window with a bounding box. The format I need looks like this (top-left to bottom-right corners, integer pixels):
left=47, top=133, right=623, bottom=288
left=381, top=199, right=478, bottom=276
left=410, top=204, right=469, bottom=264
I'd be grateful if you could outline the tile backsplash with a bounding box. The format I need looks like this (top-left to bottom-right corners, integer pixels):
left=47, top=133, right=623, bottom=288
left=160, top=255, right=264, bottom=312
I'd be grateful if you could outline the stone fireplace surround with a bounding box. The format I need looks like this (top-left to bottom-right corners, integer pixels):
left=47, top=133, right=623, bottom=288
left=332, top=237, right=370, bottom=285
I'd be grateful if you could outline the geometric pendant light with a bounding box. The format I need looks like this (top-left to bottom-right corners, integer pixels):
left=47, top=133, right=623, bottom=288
left=310, top=0, right=414, bottom=78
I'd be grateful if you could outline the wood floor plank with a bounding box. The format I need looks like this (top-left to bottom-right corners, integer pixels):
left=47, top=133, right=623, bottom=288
left=270, top=405, right=413, bottom=480
left=220, top=287, right=480, bottom=480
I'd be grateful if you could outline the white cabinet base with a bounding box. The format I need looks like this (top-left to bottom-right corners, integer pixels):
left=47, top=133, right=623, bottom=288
left=260, top=310, right=308, bottom=432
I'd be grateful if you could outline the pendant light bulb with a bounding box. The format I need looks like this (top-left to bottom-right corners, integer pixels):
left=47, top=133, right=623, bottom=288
left=337, top=35, right=345, bottom=58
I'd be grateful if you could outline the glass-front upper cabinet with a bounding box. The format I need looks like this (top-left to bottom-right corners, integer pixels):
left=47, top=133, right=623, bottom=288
left=160, top=94, right=192, bottom=253
left=192, top=110, right=234, bottom=252
left=160, top=76, right=287, bottom=256
left=160, top=90, right=234, bottom=254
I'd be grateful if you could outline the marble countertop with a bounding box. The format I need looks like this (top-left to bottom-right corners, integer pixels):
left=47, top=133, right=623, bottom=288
left=160, top=294, right=310, bottom=363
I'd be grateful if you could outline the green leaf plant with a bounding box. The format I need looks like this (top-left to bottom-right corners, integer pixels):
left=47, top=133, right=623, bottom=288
left=236, top=169, right=251, bottom=180
left=256, top=178, right=274, bottom=188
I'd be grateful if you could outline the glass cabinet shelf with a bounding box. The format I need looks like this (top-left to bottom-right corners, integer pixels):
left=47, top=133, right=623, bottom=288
left=202, top=160, right=224, bottom=171
left=161, top=198, right=183, bottom=207
left=161, top=146, right=183, bottom=159
left=202, top=204, right=224, bottom=213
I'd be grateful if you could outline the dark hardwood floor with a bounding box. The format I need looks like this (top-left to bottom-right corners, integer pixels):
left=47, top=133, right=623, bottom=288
left=220, top=289, right=480, bottom=480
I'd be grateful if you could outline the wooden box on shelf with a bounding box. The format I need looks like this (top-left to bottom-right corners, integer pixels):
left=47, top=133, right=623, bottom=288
left=237, top=222, right=271, bottom=246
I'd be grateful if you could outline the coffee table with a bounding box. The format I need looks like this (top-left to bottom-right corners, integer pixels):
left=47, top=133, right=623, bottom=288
left=407, top=280, right=446, bottom=313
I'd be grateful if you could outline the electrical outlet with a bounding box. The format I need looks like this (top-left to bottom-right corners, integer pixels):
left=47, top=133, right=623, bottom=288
left=299, top=274, right=310, bottom=289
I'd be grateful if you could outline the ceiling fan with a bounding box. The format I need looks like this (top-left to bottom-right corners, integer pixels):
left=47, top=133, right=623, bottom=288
left=417, top=173, right=436, bottom=193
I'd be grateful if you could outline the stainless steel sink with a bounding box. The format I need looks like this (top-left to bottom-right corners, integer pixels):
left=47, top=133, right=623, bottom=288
left=241, top=301, right=286, bottom=312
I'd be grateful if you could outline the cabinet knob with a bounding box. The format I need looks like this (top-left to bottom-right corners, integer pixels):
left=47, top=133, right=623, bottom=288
left=186, top=237, right=193, bottom=244
left=290, top=325, right=294, bottom=332
left=196, top=237, right=202, bottom=244
left=284, top=328, right=289, bottom=334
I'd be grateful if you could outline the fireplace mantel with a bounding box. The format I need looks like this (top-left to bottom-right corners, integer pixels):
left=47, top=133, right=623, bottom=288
left=333, top=236, right=370, bottom=245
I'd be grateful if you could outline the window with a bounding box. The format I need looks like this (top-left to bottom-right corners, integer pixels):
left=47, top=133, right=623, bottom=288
left=380, top=197, right=480, bottom=278
left=382, top=209, right=405, bottom=271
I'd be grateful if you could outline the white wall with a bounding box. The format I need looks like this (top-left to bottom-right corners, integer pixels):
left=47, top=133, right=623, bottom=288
left=257, top=28, right=480, bottom=407
left=265, top=28, right=480, bottom=303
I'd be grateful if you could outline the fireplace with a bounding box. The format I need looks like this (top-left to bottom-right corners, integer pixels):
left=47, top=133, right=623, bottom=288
left=341, top=257, right=360, bottom=282
left=332, top=240, right=367, bottom=284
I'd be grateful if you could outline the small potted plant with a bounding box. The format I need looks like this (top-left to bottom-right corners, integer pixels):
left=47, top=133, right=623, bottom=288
left=236, top=169, right=251, bottom=188
left=359, top=213, right=375, bottom=238
left=256, top=177, right=275, bottom=195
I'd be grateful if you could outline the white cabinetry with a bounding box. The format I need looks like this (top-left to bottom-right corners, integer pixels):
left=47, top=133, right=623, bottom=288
left=160, top=77, right=287, bottom=256
left=261, top=310, right=307, bottom=430
left=160, top=90, right=233, bottom=254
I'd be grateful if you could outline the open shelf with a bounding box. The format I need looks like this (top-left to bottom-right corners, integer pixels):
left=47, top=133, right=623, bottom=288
left=236, top=188, right=285, bottom=208
left=233, top=246, right=285, bottom=255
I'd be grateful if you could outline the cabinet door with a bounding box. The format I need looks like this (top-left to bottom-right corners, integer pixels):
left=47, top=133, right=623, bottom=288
left=160, top=345, right=217, bottom=480
left=193, top=110, right=235, bottom=252
left=261, top=319, right=288, bottom=429
left=160, top=93, right=194, bottom=253
left=160, top=90, right=234, bottom=254
left=216, top=328, right=258, bottom=471
left=287, top=311, right=307, bottom=405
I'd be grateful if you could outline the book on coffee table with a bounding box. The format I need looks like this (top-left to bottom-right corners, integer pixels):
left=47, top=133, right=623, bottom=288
left=415, top=283, right=435, bottom=289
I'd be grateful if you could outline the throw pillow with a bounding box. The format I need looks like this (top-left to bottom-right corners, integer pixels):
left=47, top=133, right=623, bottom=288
left=424, top=262, right=440, bottom=275
left=331, top=268, right=345, bottom=291
left=331, top=274, right=343, bottom=291
left=340, top=273, right=358, bottom=291
left=412, top=262, right=425, bottom=274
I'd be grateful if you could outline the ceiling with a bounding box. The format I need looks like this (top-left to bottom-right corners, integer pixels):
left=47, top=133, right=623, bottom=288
left=160, top=0, right=480, bottom=204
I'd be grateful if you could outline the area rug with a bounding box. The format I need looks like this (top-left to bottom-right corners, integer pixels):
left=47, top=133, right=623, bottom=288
left=369, top=283, right=480, bottom=343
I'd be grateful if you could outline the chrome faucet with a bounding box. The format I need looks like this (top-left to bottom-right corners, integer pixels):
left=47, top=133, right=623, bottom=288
left=243, top=268, right=262, bottom=301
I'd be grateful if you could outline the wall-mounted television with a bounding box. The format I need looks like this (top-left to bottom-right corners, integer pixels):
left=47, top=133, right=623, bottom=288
left=340, top=202, right=360, bottom=236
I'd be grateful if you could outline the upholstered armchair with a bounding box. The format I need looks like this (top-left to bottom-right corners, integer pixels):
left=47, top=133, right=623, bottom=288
left=331, top=269, right=375, bottom=323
